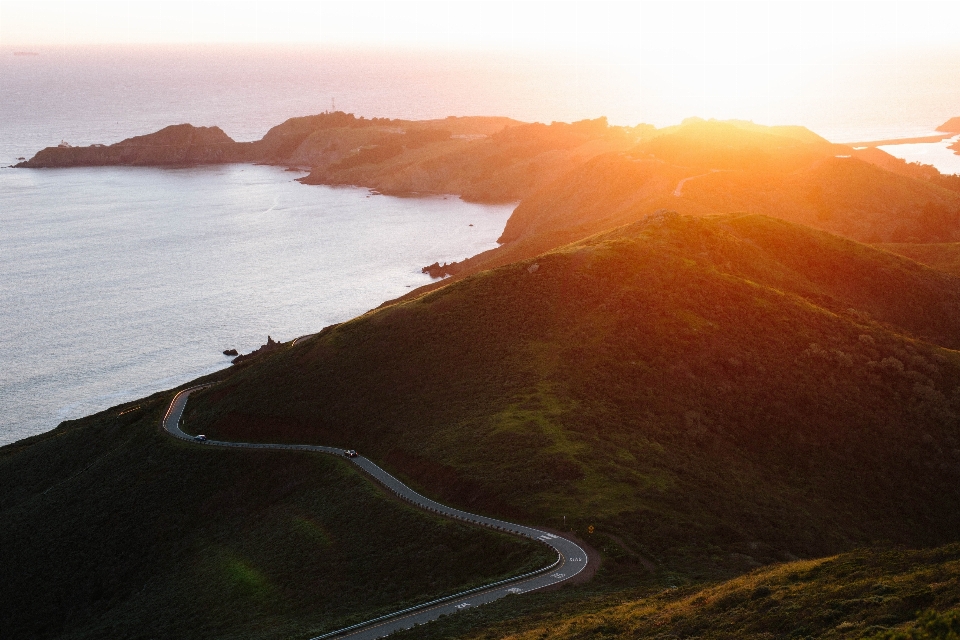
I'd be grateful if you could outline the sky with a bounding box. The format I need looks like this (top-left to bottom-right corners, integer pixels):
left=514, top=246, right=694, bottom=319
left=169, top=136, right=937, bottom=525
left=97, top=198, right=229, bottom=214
left=2, top=1, right=958, bottom=138
left=3, top=1, right=959, bottom=56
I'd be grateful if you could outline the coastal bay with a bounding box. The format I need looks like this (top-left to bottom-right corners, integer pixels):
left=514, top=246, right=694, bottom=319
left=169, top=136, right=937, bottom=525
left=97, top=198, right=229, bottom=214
left=0, top=163, right=512, bottom=445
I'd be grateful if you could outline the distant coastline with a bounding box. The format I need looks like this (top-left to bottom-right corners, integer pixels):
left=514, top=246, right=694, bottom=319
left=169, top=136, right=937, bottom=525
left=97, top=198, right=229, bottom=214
left=843, top=133, right=955, bottom=147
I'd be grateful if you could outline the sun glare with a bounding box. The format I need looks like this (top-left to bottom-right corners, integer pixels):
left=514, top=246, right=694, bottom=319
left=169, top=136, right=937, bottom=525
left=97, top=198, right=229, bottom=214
left=5, top=1, right=957, bottom=133
left=3, top=1, right=958, bottom=54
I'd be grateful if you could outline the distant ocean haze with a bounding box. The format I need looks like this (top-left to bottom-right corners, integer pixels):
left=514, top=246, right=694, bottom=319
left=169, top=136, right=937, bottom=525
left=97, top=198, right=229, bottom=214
left=0, top=164, right=512, bottom=445
left=3, top=45, right=960, bottom=161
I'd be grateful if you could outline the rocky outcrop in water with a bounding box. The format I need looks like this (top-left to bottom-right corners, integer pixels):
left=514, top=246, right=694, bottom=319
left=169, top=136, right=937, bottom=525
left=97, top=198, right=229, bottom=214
left=231, top=336, right=282, bottom=365
left=422, top=261, right=462, bottom=278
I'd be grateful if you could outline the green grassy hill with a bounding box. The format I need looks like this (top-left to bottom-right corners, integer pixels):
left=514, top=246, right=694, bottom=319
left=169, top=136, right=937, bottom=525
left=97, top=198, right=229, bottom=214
left=635, top=118, right=835, bottom=173
left=386, top=120, right=960, bottom=308
left=186, top=213, right=960, bottom=585
left=880, top=242, right=960, bottom=277
left=0, top=391, right=552, bottom=639
left=390, top=544, right=960, bottom=640
left=13, top=114, right=960, bottom=638
left=500, top=121, right=960, bottom=248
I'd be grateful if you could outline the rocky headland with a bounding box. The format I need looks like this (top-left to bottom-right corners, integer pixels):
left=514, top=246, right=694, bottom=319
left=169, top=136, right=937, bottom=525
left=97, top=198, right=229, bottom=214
left=16, top=124, right=256, bottom=168
left=936, top=116, right=960, bottom=133
left=15, top=112, right=650, bottom=203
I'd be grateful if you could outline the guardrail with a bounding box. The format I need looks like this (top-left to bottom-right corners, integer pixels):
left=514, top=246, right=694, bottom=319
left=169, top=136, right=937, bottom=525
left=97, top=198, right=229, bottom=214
left=308, top=553, right=561, bottom=640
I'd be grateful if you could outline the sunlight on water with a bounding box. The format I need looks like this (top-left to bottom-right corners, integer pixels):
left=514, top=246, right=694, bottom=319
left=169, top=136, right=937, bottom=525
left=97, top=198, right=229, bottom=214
left=879, top=136, right=960, bottom=176
left=0, top=164, right=512, bottom=444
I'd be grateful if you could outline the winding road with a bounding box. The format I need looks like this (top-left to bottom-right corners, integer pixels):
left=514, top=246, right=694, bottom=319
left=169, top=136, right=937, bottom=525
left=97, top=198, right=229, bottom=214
left=163, top=385, right=589, bottom=639
left=673, top=169, right=723, bottom=197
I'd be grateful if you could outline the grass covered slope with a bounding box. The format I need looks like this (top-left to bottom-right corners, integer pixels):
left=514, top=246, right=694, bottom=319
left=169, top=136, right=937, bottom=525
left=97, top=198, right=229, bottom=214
left=501, top=120, right=960, bottom=249
left=398, top=120, right=960, bottom=305
left=299, top=116, right=649, bottom=202
left=395, top=544, right=960, bottom=640
left=0, top=392, right=552, bottom=639
left=187, top=213, right=960, bottom=579
left=880, top=242, right=960, bottom=278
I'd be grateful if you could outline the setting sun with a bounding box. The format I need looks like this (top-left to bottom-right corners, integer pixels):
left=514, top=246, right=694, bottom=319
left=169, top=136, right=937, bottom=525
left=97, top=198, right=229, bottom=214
left=4, top=2, right=959, bottom=135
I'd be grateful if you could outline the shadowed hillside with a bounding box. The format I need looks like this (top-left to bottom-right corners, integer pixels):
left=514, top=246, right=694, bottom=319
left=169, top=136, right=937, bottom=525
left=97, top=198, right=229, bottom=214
left=0, top=392, right=551, bottom=639
left=186, top=213, right=960, bottom=582
left=880, top=242, right=960, bottom=277
left=15, top=113, right=960, bottom=639
left=392, top=544, right=960, bottom=640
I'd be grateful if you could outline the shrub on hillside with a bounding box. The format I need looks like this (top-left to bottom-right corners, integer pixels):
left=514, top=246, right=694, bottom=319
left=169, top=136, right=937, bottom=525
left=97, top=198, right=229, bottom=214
left=871, top=609, right=960, bottom=639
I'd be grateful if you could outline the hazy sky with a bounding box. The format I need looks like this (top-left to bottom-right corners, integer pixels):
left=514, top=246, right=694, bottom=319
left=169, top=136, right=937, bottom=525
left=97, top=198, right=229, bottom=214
left=3, top=1, right=958, bottom=55
left=2, top=2, right=958, bottom=137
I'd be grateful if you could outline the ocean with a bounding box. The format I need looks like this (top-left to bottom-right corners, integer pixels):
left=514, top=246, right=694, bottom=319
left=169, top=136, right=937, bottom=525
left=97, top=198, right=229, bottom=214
left=2, top=45, right=959, bottom=445
left=0, top=164, right=511, bottom=445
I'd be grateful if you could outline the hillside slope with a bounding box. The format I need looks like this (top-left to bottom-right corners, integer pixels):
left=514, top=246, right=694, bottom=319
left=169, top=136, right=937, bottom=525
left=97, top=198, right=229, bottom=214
left=880, top=242, right=960, bottom=277
left=501, top=120, right=960, bottom=247
left=298, top=116, right=650, bottom=202
left=186, top=213, right=960, bottom=581
left=394, top=543, right=960, bottom=640
left=383, top=120, right=960, bottom=306
left=16, top=124, right=256, bottom=167
left=0, top=389, right=551, bottom=639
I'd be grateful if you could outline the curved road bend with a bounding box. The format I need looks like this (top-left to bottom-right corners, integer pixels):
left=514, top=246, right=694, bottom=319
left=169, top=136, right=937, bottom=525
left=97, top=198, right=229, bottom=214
left=163, top=386, right=589, bottom=640
left=673, top=168, right=724, bottom=197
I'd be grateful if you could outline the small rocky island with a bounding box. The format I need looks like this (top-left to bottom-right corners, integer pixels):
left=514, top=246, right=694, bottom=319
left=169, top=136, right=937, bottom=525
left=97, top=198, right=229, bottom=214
left=231, top=336, right=282, bottom=365
left=421, top=261, right=462, bottom=279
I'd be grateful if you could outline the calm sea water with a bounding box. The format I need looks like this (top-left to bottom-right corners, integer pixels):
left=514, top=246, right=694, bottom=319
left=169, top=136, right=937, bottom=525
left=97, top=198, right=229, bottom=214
left=2, top=45, right=959, bottom=445
left=879, top=135, right=960, bottom=176
left=0, top=164, right=511, bottom=445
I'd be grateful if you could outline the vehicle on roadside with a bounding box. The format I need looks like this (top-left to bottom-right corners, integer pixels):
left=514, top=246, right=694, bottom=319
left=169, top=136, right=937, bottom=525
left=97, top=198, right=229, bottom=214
left=194, top=434, right=207, bottom=442
left=343, top=449, right=358, bottom=458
